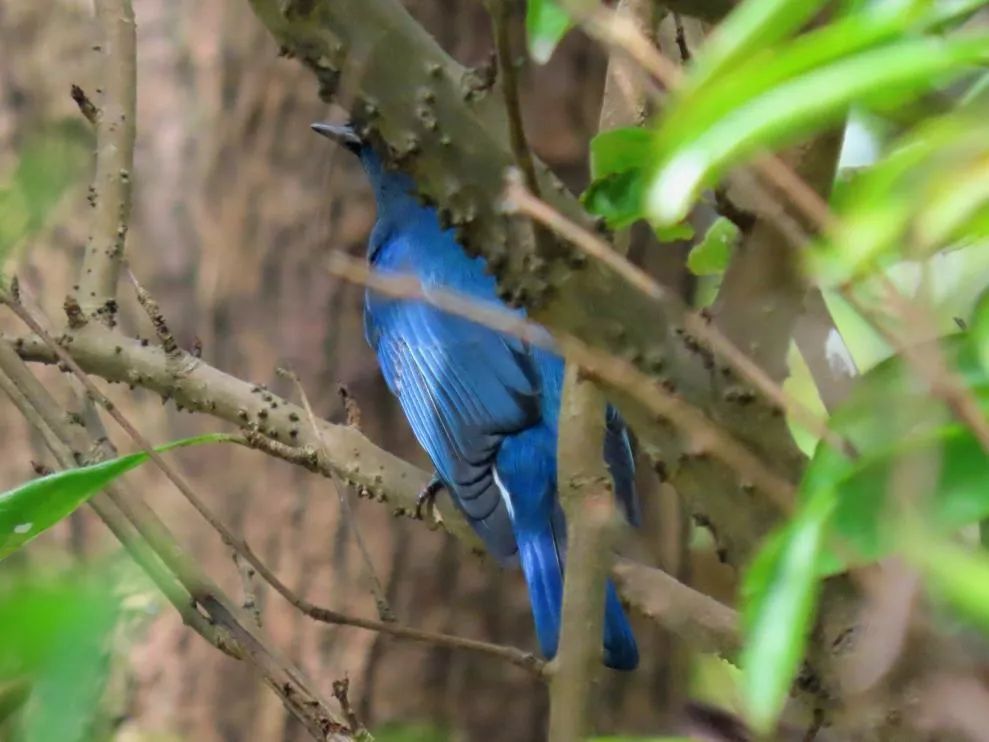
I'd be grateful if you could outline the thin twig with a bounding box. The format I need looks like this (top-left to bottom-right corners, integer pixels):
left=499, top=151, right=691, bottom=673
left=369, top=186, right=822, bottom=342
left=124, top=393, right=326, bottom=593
left=253, top=554, right=546, bottom=677
left=278, top=366, right=395, bottom=623
left=673, top=13, right=691, bottom=63
left=487, top=0, right=559, bottom=259
left=127, top=268, right=180, bottom=358
left=325, top=251, right=796, bottom=511
left=331, top=677, right=368, bottom=738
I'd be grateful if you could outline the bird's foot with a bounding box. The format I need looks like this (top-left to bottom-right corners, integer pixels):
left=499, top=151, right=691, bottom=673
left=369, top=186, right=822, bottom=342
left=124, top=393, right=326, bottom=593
left=414, top=474, right=445, bottom=520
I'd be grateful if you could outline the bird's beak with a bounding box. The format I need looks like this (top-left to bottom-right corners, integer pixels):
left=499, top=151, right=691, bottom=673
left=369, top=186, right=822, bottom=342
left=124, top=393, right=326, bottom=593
left=310, top=122, right=362, bottom=153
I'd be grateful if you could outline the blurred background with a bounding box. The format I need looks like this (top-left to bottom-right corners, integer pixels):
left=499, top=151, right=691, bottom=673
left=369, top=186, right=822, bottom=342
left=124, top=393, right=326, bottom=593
left=0, top=1, right=718, bottom=739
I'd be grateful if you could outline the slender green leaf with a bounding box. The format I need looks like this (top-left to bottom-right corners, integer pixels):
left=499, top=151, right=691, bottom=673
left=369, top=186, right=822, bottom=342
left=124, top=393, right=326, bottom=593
left=665, top=5, right=924, bottom=158
left=683, top=0, right=830, bottom=93
left=688, top=217, right=739, bottom=275
left=0, top=433, right=231, bottom=561
left=526, top=0, right=571, bottom=64
left=740, top=490, right=833, bottom=735
left=648, top=34, right=989, bottom=225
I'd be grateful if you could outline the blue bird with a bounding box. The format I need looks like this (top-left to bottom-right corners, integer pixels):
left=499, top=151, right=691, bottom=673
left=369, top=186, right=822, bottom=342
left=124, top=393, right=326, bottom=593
left=313, top=122, right=639, bottom=670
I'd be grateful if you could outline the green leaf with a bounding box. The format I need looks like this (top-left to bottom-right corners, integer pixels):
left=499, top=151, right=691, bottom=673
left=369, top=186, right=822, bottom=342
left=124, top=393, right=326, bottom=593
left=648, top=33, right=989, bottom=226
left=589, top=127, right=653, bottom=180
left=0, top=433, right=231, bottom=561
left=663, top=1, right=925, bottom=155
left=740, top=489, right=833, bottom=735
left=684, top=0, right=830, bottom=93
left=687, top=217, right=739, bottom=275
left=526, top=0, right=572, bottom=64
left=582, top=169, right=645, bottom=229
left=654, top=221, right=695, bottom=242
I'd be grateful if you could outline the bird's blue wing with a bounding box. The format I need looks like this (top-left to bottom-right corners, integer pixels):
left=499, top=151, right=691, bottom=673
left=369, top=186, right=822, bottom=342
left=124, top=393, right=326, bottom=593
left=605, top=404, right=639, bottom=526
left=365, top=292, right=541, bottom=559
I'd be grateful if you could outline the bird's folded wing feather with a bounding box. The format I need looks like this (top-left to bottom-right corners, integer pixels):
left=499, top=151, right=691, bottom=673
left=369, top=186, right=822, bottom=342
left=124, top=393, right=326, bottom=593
left=366, top=296, right=541, bottom=559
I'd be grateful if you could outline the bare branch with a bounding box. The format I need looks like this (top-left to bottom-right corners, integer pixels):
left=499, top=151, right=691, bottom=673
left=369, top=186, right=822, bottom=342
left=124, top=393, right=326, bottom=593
left=612, top=557, right=740, bottom=657
left=549, top=366, right=614, bottom=741
left=487, top=0, right=558, bottom=260
left=76, top=0, right=136, bottom=325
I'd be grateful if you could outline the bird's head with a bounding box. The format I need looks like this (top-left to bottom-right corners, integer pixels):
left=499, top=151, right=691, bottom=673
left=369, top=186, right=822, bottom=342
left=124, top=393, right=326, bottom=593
left=311, top=121, right=419, bottom=219
left=310, top=122, right=363, bottom=155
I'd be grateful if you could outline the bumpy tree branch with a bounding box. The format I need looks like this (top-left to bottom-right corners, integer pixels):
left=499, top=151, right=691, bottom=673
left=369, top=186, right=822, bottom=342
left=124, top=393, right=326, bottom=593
left=75, top=0, right=136, bottom=325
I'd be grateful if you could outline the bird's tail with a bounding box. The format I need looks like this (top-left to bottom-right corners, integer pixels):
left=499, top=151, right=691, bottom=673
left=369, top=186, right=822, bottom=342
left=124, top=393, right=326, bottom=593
left=516, top=522, right=639, bottom=671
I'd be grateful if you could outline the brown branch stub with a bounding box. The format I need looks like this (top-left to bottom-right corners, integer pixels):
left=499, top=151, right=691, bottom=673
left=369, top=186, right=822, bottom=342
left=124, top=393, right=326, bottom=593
left=337, top=383, right=362, bottom=428
left=75, top=0, right=137, bottom=326
left=128, top=269, right=180, bottom=358
left=70, top=84, right=99, bottom=126
left=331, top=677, right=368, bottom=738
left=63, top=294, right=87, bottom=330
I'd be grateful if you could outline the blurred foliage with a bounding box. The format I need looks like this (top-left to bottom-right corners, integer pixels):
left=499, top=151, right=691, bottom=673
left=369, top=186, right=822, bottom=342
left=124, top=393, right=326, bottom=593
left=0, top=566, right=120, bottom=742
left=0, top=434, right=232, bottom=562
left=541, top=0, right=989, bottom=734
left=0, top=119, right=91, bottom=274
left=525, top=0, right=572, bottom=64
left=581, top=0, right=989, bottom=231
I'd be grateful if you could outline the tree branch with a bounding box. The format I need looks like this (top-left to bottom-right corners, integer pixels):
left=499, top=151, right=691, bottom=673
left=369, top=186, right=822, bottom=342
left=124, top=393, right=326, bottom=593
left=549, top=366, right=614, bottom=741
left=75, top=0, right=136, bottom=325
left=612, top=557, right=740, bottom=657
